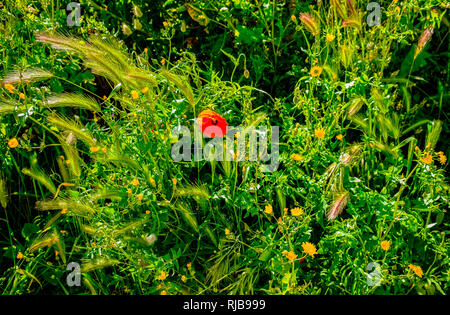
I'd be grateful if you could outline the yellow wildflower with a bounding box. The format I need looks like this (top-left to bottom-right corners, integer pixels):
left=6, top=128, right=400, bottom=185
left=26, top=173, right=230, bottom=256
left=291, top=207, right=303, bottom=216
left=286, top=251, right=298, bottom=261
left=234, top=29, right=239, bottom=37
left=301, top=242, right=318, bottom=257
left=421, top=153, right=432, bottom=165
left=160, top=290, right=167, bottom=295
left=145, top=210, right=150, bottom=214
left=17, top=252, right=24, bottom=259
left=163, top=21, right=168, bottom=28
left=143, top=48, right=148, bottom=54
left=264, top=204, right=273, bottom=215
left=326, top=34, right=336, bottom=42
left=141, top=87, right=148, bottom=94
left=157, top=271, right=167, bottom=281
left=315, top=127, right=325, bottom=139
left=149, top=177, right=156, bottom=187
left=7, top=138, right=19, bottom=149
left=291, top=15, right=297, bottom=22
left=172, top=178, right=177, bottom=186
left=90, top=146, right=100, bottom=153
left=310, top=66, right=322, bottom=77
left=19, top=93, right=25, bottom=100
left=291, top=153, right=303, bottom=161
left=137, top=194, right=143, bottom=202
left=225, top=228, right=230, bottom=235
left=131, top=178, right=140, bottom=187
left=409, top=264, right=423, bottom=278
left=127, top=188, right=132, bottom=194
left=380, top=240, right=390, bottom=251
left=181, top=275, right=187, bottom=282
left=61, top=208, right=68, bottom=215
left=187, top=263, right=192, bottom=269
left=336, top=134, right=343, bottom=141
left=161, top=58, right=166, bottom=66
left=437, top=152, right=447, bottom=165
left=4, top=83, right=14, bottom=93
left=131, top=90, right=139, bottom=99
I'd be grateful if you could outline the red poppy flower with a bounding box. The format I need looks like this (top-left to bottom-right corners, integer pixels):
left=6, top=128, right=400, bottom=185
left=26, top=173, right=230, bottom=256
left=197, top=109, right=228, bottom=138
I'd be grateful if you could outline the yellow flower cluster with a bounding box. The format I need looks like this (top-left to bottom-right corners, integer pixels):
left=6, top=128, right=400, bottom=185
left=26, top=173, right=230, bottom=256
left=380, top=240, right=390, bottom=251
left=408, top=264, right=423, bottom=278
left=437, top=151, right=447, bottom=165
left=264, top=204, right=273, bottom=215
left=301, top=242, right=318, bottom=257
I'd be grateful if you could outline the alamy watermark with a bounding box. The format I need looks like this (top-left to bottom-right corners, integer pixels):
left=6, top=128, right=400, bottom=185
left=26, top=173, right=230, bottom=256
left=366, top=262, right=382, bottom=287
left=66, top=262, right=81, bottom=287
left=66, top=2, right=81, bottom=27
left=171, top=123, right=279, bottom=173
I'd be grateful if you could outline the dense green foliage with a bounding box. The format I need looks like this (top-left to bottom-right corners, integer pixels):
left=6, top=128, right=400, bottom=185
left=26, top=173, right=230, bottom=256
left=0, top=0, right=448, bottom=295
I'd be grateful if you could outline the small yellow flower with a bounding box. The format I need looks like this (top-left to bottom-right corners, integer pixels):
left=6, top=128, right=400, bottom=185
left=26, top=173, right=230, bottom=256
left=144, top=48, right=148, bottom=54
left=326, top=34, right=336, bottom=42
left=394, top=6, right=401, bottom=14
left=225, top=228, right=230, bottom=235
left=137, top=194, right=143, bottom=202
left=380, top=240, right=390, bottom=251
left=315, top=127, right=325, bottom=139
left=55, top=250, right=59, bottom=256
left=17, top=252, right=24, bottom=259
left=103, top=95, right=107, bottom=100
left=234, top=29, right=239, bottom=37
left=90, top=146, right=100, bottom=153
left=145, top=210, right=150, bottom=214
left=181, top=275, right=187, bottom=282
left=163, top=21, right=169, bottom=28
left=141, top=87, right=148, bottom=94
left=61, top=208, right=68, bottom=215
left=264, top=204, right=273, bottom=215
left=7, top=138, right=19, bottom=149
left=286, top=251, right=298, bottom=261
left=282, top=250, right=288, bottom=256
left=290, top=207, right=303, bottom=216
left=157, top=271, right=167, bottom=281
left=127, top=188, right=132, bottom=194
left=421, top=153, right=433, bottom=165
left=131, top=90, right=139, bottom=99
left=19, top=93, right=26, bottom=100
left=172, top=178, right=177, bottom=186
left=301, top=242, right=318, bottom=257
left=131, top=178, right=140, bottom=187
left=283, top=208, right=288, bottom=215
left=437, top=152, right=447, bottom=165
left=291, top=153, right=303, bottom=161
left=336, top=134, right=343, bottom=141
left=414, top=146, right=420, bottom=151
left=156, top=284, right=162, bottom=290
left=187, top=263, right=192, bottom=269
left=160, top=290, right=167, bottom=295
left=291, top=15, right=297, bottom=22
left=409, top=264, right=423, bottom=278
left=102, top=148, right=107, bottom=153
left=149, top=177, right=156, bottom=187
left=4, top=83, right=14, bottom=93
left=161, top=58, right=166, bottom=66
left=310, top=66, right=322, bottom=77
